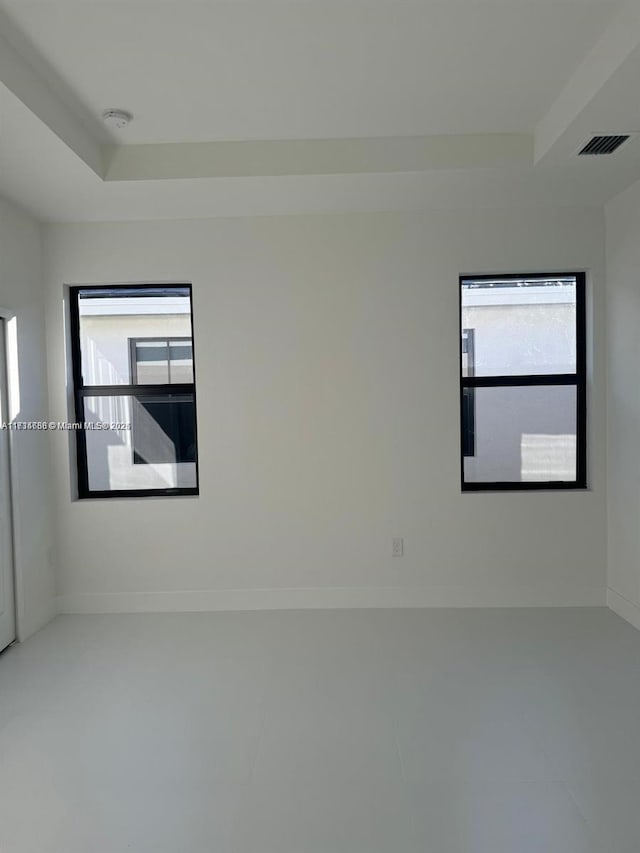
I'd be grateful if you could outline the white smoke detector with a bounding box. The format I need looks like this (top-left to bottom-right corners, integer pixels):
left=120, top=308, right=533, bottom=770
left=101, top=109, right=133, bottom=130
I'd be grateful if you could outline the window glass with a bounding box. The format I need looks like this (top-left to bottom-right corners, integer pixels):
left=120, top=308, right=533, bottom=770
left=463, top=385, right=577, bottom=484
left=461, top=278, right=576, bottom=377
left=77, top=287, right=192, bottom=386
left=72, top=285, right=198, bottom=497
left=459, top=274, right=585, bottom=490
left=168, top=340, right=194, bottom=383
left=83, top=394, right=197, bottom=491
left=134, top=341, right=170, bottom=384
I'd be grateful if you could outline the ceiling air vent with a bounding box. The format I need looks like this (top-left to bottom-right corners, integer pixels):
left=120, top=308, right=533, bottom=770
left=578, top=135, right=630, bottom=156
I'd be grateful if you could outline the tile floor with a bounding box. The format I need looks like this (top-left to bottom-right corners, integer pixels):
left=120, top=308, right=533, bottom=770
left=0, top=607, right=639, bottom=852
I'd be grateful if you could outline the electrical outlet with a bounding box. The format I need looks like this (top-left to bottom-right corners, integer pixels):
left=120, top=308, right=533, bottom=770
left=392, top=537, right=404, bottom=557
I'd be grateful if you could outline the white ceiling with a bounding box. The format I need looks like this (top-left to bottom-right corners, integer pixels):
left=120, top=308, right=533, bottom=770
left=0, top=0, right=639, bottom=222
left=0, top=0, right=621, bottom=142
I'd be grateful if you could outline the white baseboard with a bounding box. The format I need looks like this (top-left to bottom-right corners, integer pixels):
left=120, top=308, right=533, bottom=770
left=56, top=584, right=606, bottom=615
left=607, top=587, right=640, bottom=631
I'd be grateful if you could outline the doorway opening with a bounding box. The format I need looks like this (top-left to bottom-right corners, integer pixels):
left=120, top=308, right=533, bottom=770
left=0, top=318, right=16, bottom=652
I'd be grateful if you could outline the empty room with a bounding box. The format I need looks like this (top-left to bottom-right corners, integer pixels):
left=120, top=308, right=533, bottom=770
left=2, top=1, right=640, bottom=851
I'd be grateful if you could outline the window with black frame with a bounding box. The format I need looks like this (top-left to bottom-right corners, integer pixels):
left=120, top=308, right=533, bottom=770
left=459, top=273, right=586, bottom=491
left=70, top=284, right=199, bottom=498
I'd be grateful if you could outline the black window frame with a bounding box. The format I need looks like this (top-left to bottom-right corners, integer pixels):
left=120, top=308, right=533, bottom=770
left=69, top=283, right=200, bottom=499
left=459, top=272, right=587, bottom=492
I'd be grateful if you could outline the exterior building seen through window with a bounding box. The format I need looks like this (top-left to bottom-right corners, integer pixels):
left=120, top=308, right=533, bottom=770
left=70, top=284, right=198, bottom=498
left=460, top=273, right=586, bottom=491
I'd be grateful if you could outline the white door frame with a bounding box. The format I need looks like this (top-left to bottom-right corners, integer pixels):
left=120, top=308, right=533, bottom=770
left=0, top=307, right=21, bottom=646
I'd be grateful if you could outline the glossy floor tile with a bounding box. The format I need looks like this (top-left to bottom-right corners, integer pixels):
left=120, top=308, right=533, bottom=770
left=567, top=779, right=640, bottom=853
left=0, top=607, right=638, bottom=852
left=407, top=779, right=596, bottom=853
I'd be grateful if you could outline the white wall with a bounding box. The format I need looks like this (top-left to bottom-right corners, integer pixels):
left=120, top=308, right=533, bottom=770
left=0, top=196, right=55, bottom=638
left=605, top=179, right=640, bottom=629
left=43, top=208, right=607, bottom=612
